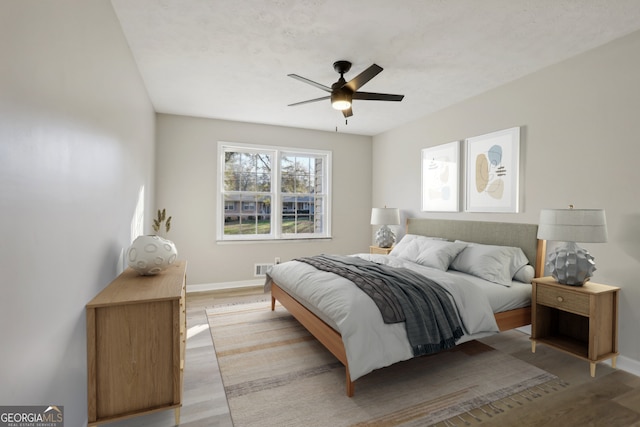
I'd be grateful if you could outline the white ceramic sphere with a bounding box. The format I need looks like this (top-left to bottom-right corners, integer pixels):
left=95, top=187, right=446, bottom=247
left=127, top=235, right=177, bottom=275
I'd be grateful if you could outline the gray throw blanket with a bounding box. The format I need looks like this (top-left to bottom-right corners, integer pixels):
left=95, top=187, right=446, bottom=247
left=295, top=255, right=463, bottom=356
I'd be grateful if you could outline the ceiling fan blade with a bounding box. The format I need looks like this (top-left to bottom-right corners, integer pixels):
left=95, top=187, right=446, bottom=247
left=287, top=74, right=332, bottom=92
left=342, top=107, right=353, bottom=118
left=288, top=96, right=330, bottom=107
left=344, top=64, right=383, bottom=92
left=352, top=92, right=404, bottom=102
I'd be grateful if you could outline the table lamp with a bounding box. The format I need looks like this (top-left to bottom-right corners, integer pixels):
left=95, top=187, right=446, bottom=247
left=371, top=207, right=400, bottom=248
left=537, top=206, right=608, bottom=286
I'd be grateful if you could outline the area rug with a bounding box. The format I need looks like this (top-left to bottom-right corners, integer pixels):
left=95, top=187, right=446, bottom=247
left=207, top=301, right=562, bottom=427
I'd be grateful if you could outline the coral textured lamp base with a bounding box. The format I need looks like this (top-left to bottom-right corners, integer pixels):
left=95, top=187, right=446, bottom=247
left=375, top=225, right=396, bottom=248
left=546, top=241, right=596, bottom=286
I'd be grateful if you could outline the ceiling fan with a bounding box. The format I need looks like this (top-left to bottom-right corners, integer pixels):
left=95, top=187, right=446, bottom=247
left=287, top=60, right=404, bottom=118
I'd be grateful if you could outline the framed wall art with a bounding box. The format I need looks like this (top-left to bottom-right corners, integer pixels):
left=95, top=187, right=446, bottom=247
left=465, top=127, right=520, bottom=212
left=421, top=141, right=460, bottom=212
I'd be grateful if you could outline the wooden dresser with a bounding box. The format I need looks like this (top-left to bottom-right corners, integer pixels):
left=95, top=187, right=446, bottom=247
left=86, top=261, right=187, bottom=426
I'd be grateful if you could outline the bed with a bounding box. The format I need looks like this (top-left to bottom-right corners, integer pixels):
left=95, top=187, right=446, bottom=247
left=265, top=218, right=546, bottom=397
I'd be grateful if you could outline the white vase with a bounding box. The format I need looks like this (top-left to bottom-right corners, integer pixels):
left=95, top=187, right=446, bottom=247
left=127, top=235, right=178, bottom=275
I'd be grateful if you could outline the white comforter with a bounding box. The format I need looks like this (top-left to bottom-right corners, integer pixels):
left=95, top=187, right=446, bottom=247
left=264, top=253, right=499, bottom=381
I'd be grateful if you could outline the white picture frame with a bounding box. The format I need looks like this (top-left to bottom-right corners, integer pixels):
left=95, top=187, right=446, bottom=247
left=421, top=141, right=460, bottom=212
left=465, top=127, right=520, bottom=212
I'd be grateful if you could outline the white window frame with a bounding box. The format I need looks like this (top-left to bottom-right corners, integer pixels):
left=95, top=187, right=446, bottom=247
left=217, top=141, right=332, bottom=241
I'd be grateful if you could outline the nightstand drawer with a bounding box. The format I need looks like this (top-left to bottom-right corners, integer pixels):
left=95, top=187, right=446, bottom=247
left=537, top=285, right=589, bottom=316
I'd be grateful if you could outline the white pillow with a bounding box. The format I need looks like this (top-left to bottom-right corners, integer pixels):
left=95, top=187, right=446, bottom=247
left=390, top=234, right=467, bottom=271
left=514, top=265, right=535, bottom=283
left=450, top=241, right=530, bottom=287
left=390, top=234, right=442, bottom=259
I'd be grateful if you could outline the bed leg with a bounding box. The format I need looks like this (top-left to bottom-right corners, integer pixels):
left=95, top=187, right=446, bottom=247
left=345, top=366, right=354, bottom=397
left=271, top=295, right=276, bottom=311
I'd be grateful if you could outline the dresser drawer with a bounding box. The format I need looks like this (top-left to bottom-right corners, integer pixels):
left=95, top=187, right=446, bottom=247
left=536, top=285, right=589, bottom=316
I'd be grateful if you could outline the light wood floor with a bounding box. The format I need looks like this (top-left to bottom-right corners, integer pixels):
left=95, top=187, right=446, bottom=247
left=108, top=287, right=640, bottom=426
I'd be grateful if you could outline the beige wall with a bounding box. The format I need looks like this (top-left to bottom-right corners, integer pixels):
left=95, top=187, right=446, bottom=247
left=0, top=1, right=156, bottom=425
left=372, top=30, right=640, bottom=370
left=155, top=114, right=373, bottom=285
left=5, top=3, right=639, bottom=422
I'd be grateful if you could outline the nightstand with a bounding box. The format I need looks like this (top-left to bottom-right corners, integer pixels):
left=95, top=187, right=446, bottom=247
left=531, top=276, right=620, bottom=377
left=370, top=245, right=393, bottom=255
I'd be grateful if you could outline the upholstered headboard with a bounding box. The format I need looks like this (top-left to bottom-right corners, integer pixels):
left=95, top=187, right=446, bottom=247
left=406, top=218, right=546, bottom=277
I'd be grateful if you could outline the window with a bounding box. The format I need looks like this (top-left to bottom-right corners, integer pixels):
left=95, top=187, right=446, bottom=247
left=218, top=142, right=331, bottom=241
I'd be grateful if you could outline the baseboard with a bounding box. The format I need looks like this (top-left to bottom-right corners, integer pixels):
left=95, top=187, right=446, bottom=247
left=605, top=355, right=640, bottom=377
left=187, top=279, right=263, bottom=293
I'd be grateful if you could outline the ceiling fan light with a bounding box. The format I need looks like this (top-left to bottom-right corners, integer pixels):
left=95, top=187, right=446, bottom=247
left=331, top=92, right=352, bottom=110
left=332, top=100, right=351, bottom=110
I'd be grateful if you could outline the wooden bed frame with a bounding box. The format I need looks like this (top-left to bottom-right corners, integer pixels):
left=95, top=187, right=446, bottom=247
left=270, top=219, right=547, bottom=397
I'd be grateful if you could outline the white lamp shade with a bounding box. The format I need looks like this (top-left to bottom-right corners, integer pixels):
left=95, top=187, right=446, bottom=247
left=537, top=208, right=607, bottom=243
left=370, top=208, right=400, bottom=225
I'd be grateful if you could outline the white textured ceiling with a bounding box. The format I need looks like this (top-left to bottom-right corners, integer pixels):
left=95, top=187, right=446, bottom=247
left=111, top=0, right=640, bottom=136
